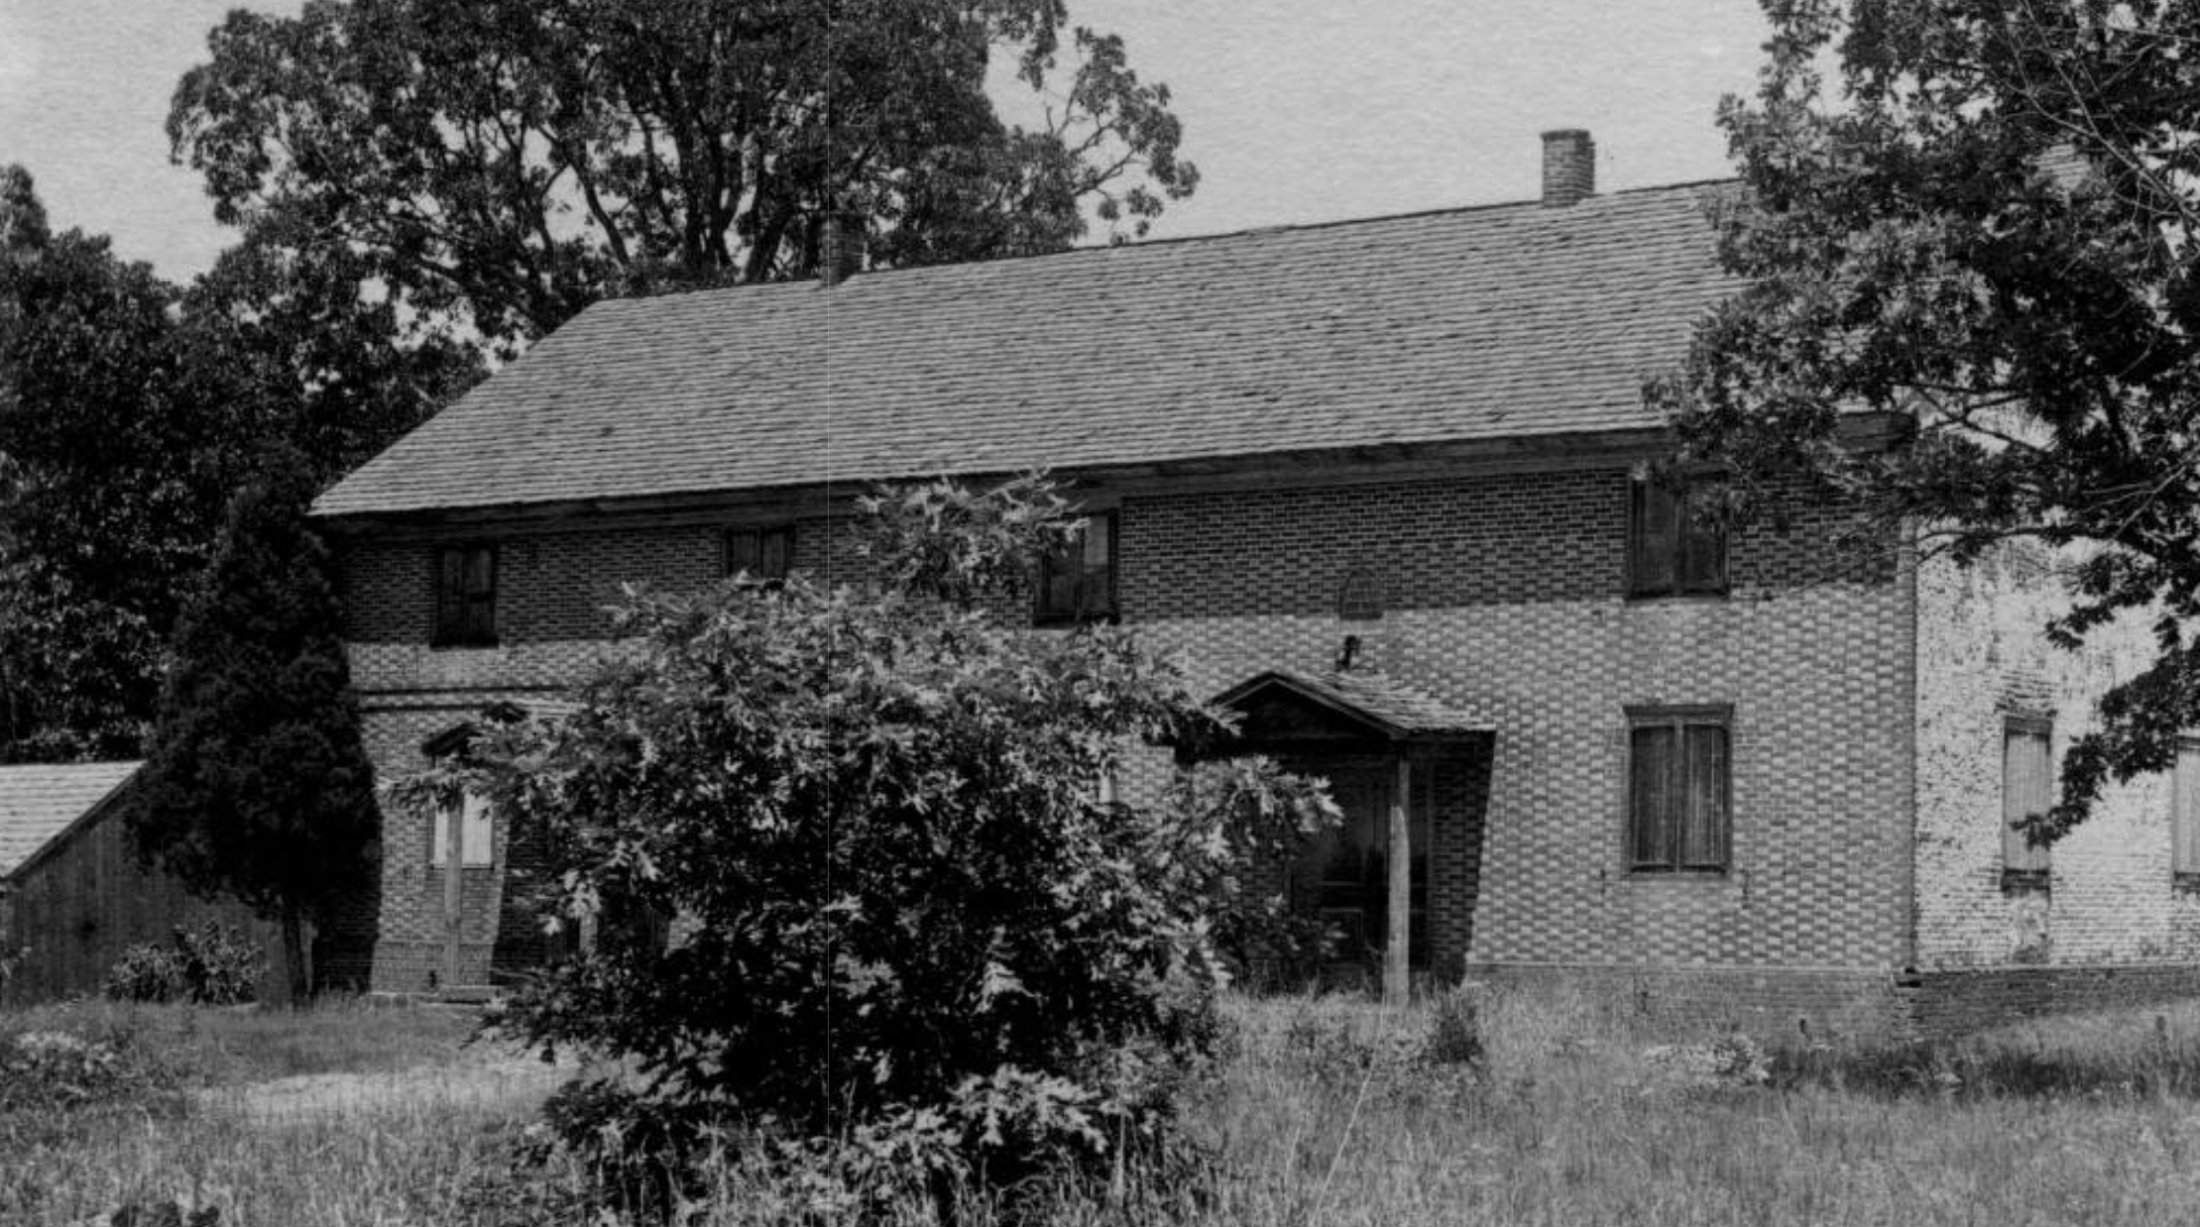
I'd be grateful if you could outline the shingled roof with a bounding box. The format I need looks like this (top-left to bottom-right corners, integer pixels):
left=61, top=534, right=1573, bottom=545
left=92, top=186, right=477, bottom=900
left=313, top=181, right=1733, bottom=521
left=0, top=761, right=138, bottom=879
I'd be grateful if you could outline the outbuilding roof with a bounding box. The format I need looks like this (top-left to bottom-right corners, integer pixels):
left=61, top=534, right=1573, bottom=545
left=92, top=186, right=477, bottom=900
left=313, top=181, right=1733, bottom=521
left=0, top=761, right=139, bottom=879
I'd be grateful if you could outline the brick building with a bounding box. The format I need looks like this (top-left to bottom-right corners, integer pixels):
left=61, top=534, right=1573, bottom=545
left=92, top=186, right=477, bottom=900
left=312, top=132, right=2200, bottom=1034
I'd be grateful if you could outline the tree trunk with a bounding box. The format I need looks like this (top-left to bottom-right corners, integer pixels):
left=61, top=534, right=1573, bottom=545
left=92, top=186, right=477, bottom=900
left=280, top=904, right=310, bottom=1006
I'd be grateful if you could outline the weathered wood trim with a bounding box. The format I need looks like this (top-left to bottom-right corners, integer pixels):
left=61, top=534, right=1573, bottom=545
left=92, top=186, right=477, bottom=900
left=1385, top=754, right=1412, bottom=1008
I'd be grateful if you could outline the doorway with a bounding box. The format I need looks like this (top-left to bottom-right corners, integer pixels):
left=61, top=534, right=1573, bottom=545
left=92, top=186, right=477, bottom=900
left=1298, top=764, right=1429, bottom=971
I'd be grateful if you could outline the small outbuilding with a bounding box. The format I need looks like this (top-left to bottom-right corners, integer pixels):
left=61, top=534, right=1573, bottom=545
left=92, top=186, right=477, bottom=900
left=0, top=761, right=278, bottom=1004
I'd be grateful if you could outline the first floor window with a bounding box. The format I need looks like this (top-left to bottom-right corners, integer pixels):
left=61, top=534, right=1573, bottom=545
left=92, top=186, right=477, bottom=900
left=726, top=525, right=795, bottom=586
left=1035, top=512, right=1117, bottom=625
left=2176, top=738, right=2200, bottom=889
left=431, top=791, right=494, bottom=868
left=1627, top=706, right=1731, bottom=872
left=2002, top=715, right=2053, bottom=890
left=433, top=544, right=498, bottom=647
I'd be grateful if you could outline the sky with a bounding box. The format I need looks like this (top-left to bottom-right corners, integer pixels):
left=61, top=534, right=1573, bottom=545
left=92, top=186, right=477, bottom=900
left=0, top=0, right=1771, bottom=283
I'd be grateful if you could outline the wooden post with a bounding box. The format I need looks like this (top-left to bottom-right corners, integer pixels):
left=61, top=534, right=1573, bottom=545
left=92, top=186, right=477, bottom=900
left=1385, top=754, right=1412, bottom=1009
left=443, top=794, right=464, bottom=991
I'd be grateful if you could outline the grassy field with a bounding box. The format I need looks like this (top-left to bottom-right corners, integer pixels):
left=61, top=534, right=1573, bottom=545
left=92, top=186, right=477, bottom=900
left=12, top=988, right=2200, bottom=1224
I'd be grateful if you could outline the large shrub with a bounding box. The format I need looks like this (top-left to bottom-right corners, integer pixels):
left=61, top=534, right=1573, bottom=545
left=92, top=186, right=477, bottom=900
left=399, top=477, right=1329, bottom=1216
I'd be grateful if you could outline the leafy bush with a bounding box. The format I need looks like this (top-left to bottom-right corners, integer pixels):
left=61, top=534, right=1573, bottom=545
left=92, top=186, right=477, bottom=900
left=103, top=922, right=267, bottom=1004
left=399, top=475, right=1329, bottom=1219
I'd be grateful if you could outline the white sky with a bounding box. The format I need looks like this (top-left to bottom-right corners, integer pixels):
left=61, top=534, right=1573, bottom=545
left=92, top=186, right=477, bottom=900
left=0, top=0, right=1770, bottom=282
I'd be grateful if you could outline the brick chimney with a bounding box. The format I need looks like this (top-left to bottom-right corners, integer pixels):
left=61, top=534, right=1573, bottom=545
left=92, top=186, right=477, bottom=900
left=820, top=212, right=865, bottom=286
left=1540, top=129, right=1595, bottom=207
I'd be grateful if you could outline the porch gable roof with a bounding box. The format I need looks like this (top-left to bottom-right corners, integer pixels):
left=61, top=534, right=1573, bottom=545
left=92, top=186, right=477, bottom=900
left=1209, top=668, right=1492, bottom=751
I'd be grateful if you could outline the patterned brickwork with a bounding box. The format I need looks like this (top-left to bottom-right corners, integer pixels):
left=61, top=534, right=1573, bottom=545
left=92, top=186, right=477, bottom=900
left=355, top=692, right=570, bottom=992
left=1130, top=471, right=1886, bottom=621
left=338, top=462, right=1918, bottom=1011
left=1912, top=545, right=2200, bottom=970
left=1130, top=468, right=1915, bottom=984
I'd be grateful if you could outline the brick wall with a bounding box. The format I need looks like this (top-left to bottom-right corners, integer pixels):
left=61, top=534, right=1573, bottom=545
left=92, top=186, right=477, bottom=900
left=1130, top=468, right=1915, bottom=986
left=352, top=691, right=573, bottom=992
left=1912, top=543, right=2200, bottom=971
left=334, top=463, right=1916, bottom=1009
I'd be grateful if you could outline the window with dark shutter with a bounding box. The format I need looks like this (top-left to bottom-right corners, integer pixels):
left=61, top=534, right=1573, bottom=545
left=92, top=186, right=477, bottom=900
left=1626, top=706, right=1731, bottom=872
left=1034, top=512, right=1117, bottom=625
left=1629, top=478, right=1727, bottom=598
left=726, top=525, right=796, bottom=586
left=2002, top=715, right=2053, bottom=891
left=432, top=544, right=498, bottom=647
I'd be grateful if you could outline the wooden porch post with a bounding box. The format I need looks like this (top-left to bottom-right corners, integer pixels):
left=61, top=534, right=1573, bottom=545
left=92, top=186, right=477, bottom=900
left=1385, top=753, right=1412, bottom=1008
left=443, top=794, right=464, bottom=990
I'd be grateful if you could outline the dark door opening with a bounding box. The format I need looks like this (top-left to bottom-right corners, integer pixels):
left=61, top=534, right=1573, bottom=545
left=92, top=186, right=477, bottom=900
left=1298, top=766, right=1429, bottom=971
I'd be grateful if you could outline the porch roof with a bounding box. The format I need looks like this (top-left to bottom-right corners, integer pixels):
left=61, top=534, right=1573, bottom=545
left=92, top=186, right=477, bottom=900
left=1207, top=669, right=1493, bottom=751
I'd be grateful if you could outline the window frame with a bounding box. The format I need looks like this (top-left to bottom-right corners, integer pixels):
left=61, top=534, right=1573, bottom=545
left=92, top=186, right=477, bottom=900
left=2001, top=713, right=2054, bottom=893
left=1033, top=511, right=1119, bottom=626
left=1624, top=704, right=1733, bottom=874
left=431, top=543, right=499, bottom=648
left=724, top=524, right=797, bottom=588
left=1627, top=477, right=1728, bottom=599
left=430, top=790, right=495, bottom=869
left=2176, top=737, right=2200, bottom=891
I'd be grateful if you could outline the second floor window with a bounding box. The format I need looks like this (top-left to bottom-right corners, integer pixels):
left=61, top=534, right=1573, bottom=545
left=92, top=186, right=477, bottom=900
left=1035, top=512, right=1117, bottom=625
left=1629, top=478, right=1726, bottom=598
left=433, top=544, right=497, bottom=647
left=726, top=525, right=795, bottom=586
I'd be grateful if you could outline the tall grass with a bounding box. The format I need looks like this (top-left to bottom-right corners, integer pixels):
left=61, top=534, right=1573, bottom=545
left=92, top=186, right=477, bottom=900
left=15, top=988, right=2200, bottom=1224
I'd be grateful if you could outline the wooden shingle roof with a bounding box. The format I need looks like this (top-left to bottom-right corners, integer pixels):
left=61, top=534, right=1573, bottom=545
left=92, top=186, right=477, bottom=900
left=313, top=181, right=1732, bottom=521
left=0, top=761, right=138, bottom=879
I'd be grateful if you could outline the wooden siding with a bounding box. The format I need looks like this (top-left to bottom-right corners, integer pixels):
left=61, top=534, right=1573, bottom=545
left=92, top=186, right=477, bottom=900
left=1, top=792, right=282, bottom=1005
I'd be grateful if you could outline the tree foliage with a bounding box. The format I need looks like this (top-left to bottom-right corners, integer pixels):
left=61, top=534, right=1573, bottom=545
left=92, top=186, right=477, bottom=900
left=126, top=454, right=381, bottom=1001
left=394, top=478, right=1329, bottom=1211
left=0, top=165, right=475, bottom=762
left=1651, top=0, right=2200, bottom=837
left=0, top=167, right=233, bottom=760
left=169, top=0, right=1198, bottom=351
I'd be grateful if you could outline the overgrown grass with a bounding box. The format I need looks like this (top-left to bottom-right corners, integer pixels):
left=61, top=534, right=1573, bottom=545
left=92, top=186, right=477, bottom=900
left=17, top=989, right=2200, bottom=1224
left=1, top=997, right=507, bottom=1225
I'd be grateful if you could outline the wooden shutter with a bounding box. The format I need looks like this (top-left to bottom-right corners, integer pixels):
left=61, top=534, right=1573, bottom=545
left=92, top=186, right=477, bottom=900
left=1679, top=724, right=1730, bottom=867
left=1629, top=725, right=1675, bottom=867
left=462, top=547, right=496, bottom=644
left=435, top=548, right=465, bottom=643
left=2175, top=741, right=2200, bottom=880
left=1080, top=514, right=1115, bottom=618
left=726, top=530, right=759, bottom=577
left=1678, top=489, right=1727, bottom=595
left=2002, top=721, right=2052, bottom=878
left=1630, top=482, right=1677, bottom=596
left=759, top=527, right=792, bottom=580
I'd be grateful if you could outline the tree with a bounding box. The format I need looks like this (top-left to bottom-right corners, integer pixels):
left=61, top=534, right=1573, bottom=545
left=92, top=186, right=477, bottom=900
left=127, top=452, right=381, bottom=1002
left=169, top=0, right=1198, bottom=353
left=393, top=477, right=1327, bottom=1213
left=0, top=165, right=476, bottom=762
left=0, top=166, right=238, bottom=761
left=1649, top=0, right=2200, bottom=839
